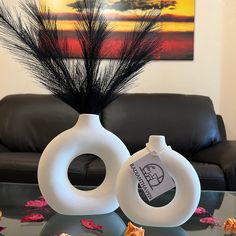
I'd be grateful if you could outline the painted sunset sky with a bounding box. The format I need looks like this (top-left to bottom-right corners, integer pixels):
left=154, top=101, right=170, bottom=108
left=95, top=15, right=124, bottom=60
left=40, top=0, right=195, bottom=60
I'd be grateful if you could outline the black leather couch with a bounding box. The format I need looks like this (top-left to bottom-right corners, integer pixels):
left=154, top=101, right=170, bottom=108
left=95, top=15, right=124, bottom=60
left=0, top=93, right=236, bottom=191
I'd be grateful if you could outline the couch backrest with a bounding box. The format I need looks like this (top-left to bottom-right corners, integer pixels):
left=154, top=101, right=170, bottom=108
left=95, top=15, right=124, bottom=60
left=0, top=94, right=78, bottom=152
left=102, top=94, right=222, bottom=158
left=0, top=93, right=222, bottom=157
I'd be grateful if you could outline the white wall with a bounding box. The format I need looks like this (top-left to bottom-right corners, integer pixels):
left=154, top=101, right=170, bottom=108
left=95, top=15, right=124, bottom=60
left=1, top=0, right=236, bottom=138
left=219, top=0, right=236, bottom=139
left=0, top=0, right=49, bottom=96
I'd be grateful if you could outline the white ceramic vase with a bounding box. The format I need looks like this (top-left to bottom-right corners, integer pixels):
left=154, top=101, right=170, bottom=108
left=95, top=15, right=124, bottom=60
left=116, top=135, right=201, bottom=227
left=38, top=114, right=130, bottom=215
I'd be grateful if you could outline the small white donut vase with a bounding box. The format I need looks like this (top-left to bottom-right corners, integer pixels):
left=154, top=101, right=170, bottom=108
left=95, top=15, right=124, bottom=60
left=116, top=135, right=201, bottom=227
left=38, top=114, right=130, bottom=215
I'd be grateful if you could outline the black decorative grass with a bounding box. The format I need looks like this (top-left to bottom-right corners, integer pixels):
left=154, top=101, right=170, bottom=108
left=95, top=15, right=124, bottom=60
left=0, top=0, right=162, bottom=114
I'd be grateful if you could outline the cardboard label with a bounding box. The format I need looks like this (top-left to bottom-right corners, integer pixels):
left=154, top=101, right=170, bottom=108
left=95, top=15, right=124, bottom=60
left=130, top=152, right=175, bottom=201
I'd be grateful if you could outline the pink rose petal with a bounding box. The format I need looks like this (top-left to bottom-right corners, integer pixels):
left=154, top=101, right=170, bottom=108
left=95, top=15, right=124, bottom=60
left=200, top=217, right=221, bottom=225
left=25, top=199, right=48, bottom=208
left=20, top=213, right=44, bottom=223
left=194, top=207, right=207, bottom=215
left=0, top=226, right=6, bottom=232
left=80, top=219, right=103, bottom=230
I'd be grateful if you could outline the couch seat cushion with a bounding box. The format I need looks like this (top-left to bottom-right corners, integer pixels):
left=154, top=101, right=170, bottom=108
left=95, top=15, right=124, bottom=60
left=86, top=158, right=226, bottom=190
left=191, top=161, right=225, bottom=190
left=0, top=153, right=95, bottom=185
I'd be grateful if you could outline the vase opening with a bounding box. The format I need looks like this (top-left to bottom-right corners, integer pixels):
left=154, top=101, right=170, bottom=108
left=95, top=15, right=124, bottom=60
left=147, top=135, right=167, bottom=153
left=68, top=153, right=106, bottom=191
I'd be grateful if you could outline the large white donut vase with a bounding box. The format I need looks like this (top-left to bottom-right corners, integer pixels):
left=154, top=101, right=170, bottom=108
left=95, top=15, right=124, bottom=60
left=38, top=114, right=130, bottom=215
left=116, top=135, right=201, bottom=227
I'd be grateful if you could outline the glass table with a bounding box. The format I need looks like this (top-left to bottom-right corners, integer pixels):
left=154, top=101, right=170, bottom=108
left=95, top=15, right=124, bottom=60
left=0, top=182, right=235, bottom=236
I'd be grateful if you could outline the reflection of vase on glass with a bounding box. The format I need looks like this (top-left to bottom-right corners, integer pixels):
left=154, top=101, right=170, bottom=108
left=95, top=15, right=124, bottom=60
left=117, top=135, right=201, bottom=227
left=0, top=0, right=162, bottom=215
left=145, top=226, right=189, bottom=236
left=40, top=212, right=126, bottom=236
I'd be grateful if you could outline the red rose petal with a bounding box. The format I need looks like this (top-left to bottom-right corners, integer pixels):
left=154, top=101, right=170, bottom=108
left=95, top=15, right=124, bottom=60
left=0, top=226, right=6, bottom=232
left=20, top=213, right=44, bottom=223
left=80, top=219, right=103, bottom=230
left=194, top=207, right=207, bottom=215
left=200, top=217, right=221, bottom=225
left=25, top=199, right=48, bottom=208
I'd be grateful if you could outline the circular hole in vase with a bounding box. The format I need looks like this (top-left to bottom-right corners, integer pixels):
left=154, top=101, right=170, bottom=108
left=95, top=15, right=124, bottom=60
left=68, top=153, right=106, bottom=191
left=138, top=184, right=176, bottom=207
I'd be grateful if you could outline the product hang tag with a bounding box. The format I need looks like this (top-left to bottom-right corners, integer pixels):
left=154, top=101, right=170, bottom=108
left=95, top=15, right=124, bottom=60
left=130, top=151, right=175, bottom=201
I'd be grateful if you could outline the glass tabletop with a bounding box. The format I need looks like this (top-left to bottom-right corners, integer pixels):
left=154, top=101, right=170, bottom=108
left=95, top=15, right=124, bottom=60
left=0, top=182, right=235, bottom=236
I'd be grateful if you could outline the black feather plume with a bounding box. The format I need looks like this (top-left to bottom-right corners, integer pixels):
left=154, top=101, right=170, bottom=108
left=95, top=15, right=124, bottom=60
left=0, top=0, right=162, bottom=114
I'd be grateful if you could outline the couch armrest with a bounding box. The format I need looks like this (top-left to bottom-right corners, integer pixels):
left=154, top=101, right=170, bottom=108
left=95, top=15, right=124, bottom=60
left=191, top=141, right=236, bottom=190
left=216, top=115, right=227, bottom=140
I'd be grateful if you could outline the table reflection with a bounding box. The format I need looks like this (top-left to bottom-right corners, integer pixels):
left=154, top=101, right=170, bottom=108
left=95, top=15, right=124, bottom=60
left=40, top=212, right=126, bottom=236
left=144, top=226, right=189, bottom=236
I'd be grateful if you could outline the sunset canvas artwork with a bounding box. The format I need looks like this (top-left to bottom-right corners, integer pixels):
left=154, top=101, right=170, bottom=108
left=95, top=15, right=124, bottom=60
left=40, top=0, right=195, bottom=60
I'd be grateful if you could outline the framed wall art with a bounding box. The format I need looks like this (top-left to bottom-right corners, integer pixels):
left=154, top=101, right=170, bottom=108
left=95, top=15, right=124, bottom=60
left=40, top=0, right=195, bottom=60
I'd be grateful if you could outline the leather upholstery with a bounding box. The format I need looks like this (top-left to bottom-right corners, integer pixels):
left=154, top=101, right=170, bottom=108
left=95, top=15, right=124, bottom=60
left=86, top=158, right=226, bottom=190
left=102, top=94, right=221, bottom=157
left=191, top=141, right=236, bottom=190
left=0, top=143, right=9, bottom=152
left=216, top=115, right=227, bottom=141
left=0, top=94, right=78, bottom=152
left=0, top=152, right=94, bottom=185
left=191, top=161, right=225, bottom=190
left=0, top=93, right=234, bottom=190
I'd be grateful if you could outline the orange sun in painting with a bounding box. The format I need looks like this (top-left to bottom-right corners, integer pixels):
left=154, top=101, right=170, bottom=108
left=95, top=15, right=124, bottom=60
left=40, top=0, right=195, bottom=60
